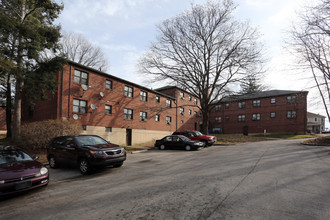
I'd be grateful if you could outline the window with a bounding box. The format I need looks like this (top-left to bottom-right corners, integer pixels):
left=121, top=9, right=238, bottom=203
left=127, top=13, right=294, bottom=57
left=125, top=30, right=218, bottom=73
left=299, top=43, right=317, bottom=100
left=314, top=117, right=318, bottom=122
left=74, top=69, right=88, bottom=85
left=156, top=96, right=160, bottom=103
left=270, top=112, right=276, bottom=118
left=124, top=108, right=133, bottom=119
left=194, top=111, right=197, bottom=117
left=225, top=116, right=230, bottom=122
left=189, top=96, right=192, bottom=101
left=105, top=105, right=112, bottom=114
left=287, top=111, right=297, bottom=118
left=180, top=92, right=184, bottom=99
left=140, top=91, right=148, bottom=101
left=225, top=103, right=229, bottom=109
left=180, top=107, right=184, bottom=115
left=253, top=100, right=261, bottom=107
left=73, top=99, right=87, bottom=113
left=124, top=86, right=133, bottom=97
left=166, top=116, right=172, bottom=125
left=105, top=127, right=112, bottom=132
left=155, top=114, right=160, bottom=122
left=215, top=105, right=221, bottom=111
left=287, top=95, right=296, bottom=103
left=252, top=113, right=261, bottom=121
left=238, top=115, right=245, bottom=122
left=140, top=111, right=147, bottom=121
left=271, top=98, right=276, bottom=104
left=189, top=110, right=192, bottom=115
left=238, top=102, right=245, bottom=109
left=82, top=125, right=87, bottom=130
left=215, top=117, right=221, bottom=123
left=194, top=98, right=197, bottom=105
left=181, top=120, right=184, bottom=124
left=106, top=79, right=112, bottom=89
left=166, top=99, right=172, bottom=108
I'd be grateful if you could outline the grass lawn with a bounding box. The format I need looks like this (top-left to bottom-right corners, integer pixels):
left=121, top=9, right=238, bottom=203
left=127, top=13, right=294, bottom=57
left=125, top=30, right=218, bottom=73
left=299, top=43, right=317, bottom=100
left=213, top=133, right=315, bottom=145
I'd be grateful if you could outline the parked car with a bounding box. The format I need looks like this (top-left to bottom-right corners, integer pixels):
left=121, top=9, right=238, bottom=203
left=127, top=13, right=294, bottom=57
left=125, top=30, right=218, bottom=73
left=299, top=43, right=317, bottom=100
left=0, top=146, right=49, bottom=197
left=47, top=135, right=126, bottom=174
left=173, top=130, right=217, bottom=146
left=155, top=135, right=205, bottom=151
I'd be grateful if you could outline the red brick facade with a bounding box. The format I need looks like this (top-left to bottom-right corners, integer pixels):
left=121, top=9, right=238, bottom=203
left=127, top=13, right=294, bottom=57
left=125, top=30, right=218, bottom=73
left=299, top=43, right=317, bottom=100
left=209, top=91, right=308, bottom=134
left=21, top=62, right=202, bottom=145
left=0, top=107, right=6, bottom=131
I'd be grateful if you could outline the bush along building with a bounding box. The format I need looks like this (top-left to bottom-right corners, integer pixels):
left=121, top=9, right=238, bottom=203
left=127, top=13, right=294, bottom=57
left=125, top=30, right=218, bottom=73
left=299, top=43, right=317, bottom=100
left=21, top=61, right=202, bottom=146
left=209, top=90, right=308, bottom=135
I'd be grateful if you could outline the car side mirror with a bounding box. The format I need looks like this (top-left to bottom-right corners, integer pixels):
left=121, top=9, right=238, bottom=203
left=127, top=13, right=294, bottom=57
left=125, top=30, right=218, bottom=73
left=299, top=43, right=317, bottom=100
left=32, top=155, right=39, bottom=161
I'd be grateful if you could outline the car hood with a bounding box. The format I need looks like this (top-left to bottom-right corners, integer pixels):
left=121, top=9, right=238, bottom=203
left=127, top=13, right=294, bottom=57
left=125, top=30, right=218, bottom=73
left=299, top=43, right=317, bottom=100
left=0, top=160, right=44, bottom=180
left=201, top=135, right=216, bottom=139
left=83, top=143, right=122, bottom=151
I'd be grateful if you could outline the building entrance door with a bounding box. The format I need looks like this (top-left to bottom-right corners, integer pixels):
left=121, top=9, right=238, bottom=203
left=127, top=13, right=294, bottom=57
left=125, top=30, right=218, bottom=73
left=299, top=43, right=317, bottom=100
left=126, top=129, right=132, bottom=146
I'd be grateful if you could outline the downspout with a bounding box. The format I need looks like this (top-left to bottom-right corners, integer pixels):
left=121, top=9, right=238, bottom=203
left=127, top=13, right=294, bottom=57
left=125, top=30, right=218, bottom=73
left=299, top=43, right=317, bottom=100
left=68, top=65, right=72, bottom=118
left=60, top=69, right=63, bottom=119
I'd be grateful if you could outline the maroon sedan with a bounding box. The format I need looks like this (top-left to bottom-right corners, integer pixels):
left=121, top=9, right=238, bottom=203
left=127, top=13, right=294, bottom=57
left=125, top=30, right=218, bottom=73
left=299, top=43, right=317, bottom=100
left=0, top=146, right=49, bottom=197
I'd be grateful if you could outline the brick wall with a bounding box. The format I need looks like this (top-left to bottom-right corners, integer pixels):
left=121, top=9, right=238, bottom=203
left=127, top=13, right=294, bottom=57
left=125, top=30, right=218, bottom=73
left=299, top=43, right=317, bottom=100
left=209, top=92, right=308, bottom=134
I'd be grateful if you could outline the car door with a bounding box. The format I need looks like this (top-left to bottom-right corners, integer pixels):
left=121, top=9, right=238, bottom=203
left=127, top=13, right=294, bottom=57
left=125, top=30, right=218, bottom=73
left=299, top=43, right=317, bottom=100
left=60, top=137, right=78, bottom=164
left=172, top=136, right=184, bottom=149
left=49, top=137, right=67, bottom=163
left=163, top=136, right=174, bottom=149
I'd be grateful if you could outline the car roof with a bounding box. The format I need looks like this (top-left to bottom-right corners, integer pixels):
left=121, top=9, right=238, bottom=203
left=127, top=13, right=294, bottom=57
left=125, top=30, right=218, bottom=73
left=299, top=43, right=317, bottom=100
left=174, top=130, right=198, bottom=133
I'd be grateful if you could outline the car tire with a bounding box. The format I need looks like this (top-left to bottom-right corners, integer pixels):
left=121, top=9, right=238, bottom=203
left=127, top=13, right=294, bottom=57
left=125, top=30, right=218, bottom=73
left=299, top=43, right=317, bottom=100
left=159, top=145, right=166, bottom=150
left=79, top=158, right=91, bottom=175
left=185, top=145, right=192, bottom=151
left=113, top=162, right=123, bottom=168
left=49, top=155, right=58, bottom=169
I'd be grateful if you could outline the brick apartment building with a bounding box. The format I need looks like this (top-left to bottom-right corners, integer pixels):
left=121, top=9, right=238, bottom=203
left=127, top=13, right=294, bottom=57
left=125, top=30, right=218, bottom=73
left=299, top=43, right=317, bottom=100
left=21, top=61, right=202, bottom=146
left=209, top=90, right=308, bottom=134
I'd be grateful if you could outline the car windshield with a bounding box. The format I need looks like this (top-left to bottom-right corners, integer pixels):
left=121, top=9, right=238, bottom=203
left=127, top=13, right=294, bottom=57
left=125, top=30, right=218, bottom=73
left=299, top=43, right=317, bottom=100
left=195, top=131, right=203, bottom=136
left=76, top=136, right=108, bottom=146
left=0, top=150, right=33, bottom=165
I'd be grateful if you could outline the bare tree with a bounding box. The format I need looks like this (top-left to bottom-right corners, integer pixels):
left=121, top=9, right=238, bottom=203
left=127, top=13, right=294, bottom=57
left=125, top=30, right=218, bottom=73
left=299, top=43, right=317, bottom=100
left=288, top=0, right=330, bottom=122
left=60, top=31, right=109, bottom=71
left=139, top=0, right=264, bottom=133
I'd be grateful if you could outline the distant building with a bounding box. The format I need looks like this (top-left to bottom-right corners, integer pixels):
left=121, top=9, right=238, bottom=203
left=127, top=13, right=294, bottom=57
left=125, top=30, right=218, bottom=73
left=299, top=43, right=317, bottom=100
left=307, top=112, right=326, bottom=133
left=209, top=90, right=309, bottom=134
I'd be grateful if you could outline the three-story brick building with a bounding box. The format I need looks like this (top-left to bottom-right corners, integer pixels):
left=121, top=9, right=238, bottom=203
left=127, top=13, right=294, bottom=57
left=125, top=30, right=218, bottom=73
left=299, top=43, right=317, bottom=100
left=21, top=61, right=202, bottom=146
left=209, top=90, right=308, bottom=134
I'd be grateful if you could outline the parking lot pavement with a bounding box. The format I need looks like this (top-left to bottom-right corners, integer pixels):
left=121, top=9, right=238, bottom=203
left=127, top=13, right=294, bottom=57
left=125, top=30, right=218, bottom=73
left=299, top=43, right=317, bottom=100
left=47, top=165, right=82, bottom=183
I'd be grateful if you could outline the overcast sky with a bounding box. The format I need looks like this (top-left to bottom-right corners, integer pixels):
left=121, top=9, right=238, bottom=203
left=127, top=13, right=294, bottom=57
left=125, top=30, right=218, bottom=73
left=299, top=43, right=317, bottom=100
left=55, top=0, right=327, bottom=124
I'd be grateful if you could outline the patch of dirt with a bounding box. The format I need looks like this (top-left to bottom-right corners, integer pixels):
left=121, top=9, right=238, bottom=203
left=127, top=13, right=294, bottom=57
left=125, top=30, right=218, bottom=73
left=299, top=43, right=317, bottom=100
left=303, top=135, right=330, bottom=146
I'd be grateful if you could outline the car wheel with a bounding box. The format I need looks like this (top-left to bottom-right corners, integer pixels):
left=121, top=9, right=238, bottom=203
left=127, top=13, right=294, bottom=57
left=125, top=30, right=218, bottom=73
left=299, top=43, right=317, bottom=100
left=159, top=145, right=166, bottom=150
left=49, top=155, right=58, bottom=169
left=79, top=158, right=91, bottom=175
left=113, top=162, right=123, bottom=168
left=185, top=145, right=192, bottom=151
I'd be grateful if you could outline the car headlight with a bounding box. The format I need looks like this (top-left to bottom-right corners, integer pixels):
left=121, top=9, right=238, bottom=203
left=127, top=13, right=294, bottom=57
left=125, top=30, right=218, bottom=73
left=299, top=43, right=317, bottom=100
left=36, top=167, right=48, bottom=177
left=0, top=180, right=4, bottom=184
left=90, top=150, right=107, bottom=155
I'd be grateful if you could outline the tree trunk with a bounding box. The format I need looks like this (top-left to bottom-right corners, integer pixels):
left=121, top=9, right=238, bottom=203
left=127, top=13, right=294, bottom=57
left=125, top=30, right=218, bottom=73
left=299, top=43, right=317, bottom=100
left=5, top=74, right=12, bottom=138
left=13, top=78, right=23, bottom=142
left=202, top=109, right=209, bottom=134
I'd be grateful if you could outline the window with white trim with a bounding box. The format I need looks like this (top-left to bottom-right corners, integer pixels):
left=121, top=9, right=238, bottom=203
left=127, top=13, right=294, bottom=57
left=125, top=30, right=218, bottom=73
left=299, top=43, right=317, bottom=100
left=73, top=99, right=87, bottom=113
